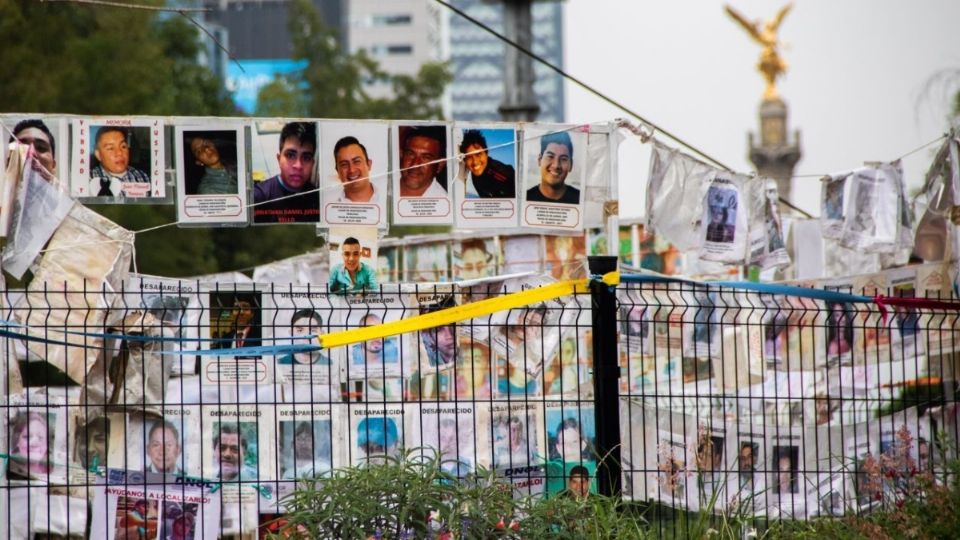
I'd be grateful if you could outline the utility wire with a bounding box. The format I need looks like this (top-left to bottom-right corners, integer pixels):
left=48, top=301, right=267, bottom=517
left=436, top=0, right=815, bottom=218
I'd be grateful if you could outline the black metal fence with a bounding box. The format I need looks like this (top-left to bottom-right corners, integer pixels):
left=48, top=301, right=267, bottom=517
left=0, top=261, right=958, bottom=538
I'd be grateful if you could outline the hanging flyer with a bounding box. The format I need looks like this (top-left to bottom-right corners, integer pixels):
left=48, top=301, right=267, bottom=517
left=699, top=172, right=751, bottom=263
left=392, top=123, right=452, bottom=225
left=250, top=120, right=320, bottom=224
left=265, top=286, right=340, bottom=396
left=521, top=126, right=587, bottom=230
left=175, top=123, right=248, bottom=225
left=320, top=120, right=388, bottom=227
left=71, top=117, right=166, bottom=201
left=90, top=468, right=221, bottom=540
left=452, top=124, right=518, bottom=228
left=1, top=115, right=69, bottom=186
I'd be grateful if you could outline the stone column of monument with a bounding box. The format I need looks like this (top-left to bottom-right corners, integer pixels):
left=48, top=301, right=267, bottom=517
left=726, top=3, right=802, bottom=211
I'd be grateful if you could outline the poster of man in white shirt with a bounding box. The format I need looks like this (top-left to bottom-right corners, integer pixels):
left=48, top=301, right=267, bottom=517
left=320, top=121, right=388, bottom=227
left=392, top=124, right=452, bottom=225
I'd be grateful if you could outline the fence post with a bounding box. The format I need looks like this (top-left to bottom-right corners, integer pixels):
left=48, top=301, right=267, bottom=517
left=588, top=255, right=622, bottom=497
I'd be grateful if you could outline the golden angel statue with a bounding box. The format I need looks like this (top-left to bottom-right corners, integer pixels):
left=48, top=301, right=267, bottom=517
left=725, top=3, right=792, bottom=100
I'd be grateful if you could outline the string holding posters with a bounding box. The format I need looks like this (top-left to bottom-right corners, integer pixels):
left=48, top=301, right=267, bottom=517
left=452, top=124, right=518, bottom=228
left=250, top=120, right=320, bottom=224
left=521, top=127, right=586, bottom=230
left=392, top=123, right=453, bottom=225
left=1, top=115, right=68, bottom=186
left=175, top=123, right=248, bottom=225
left=265, top=286, right=340, bottom=399
left=319, top=120, right=388, bottom=227
left=70, top=117, right=166, bottom=201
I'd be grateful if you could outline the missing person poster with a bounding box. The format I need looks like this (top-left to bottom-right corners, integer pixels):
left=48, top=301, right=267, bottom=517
left=348, top=404, right=409, bottom=467
left=264, top=286, right=339, bottom=394
left=542, top=402, right=597, bottom=498
left=345, top=305, right=406, bottom=380
left=275, top=404, right=344, bottom=481
left=90, top=469, right=220, bottom=540
left=699, top=173, right=750, bottom=263
left=415, top=403, right=478, bottom=478
left=404, top=241, right=450, bottom=282
left=544, top=234, right=587, bottom=280
left=1, top=115, right=69, bottom=186
left=200, top=404, right=274, bottom=489
left=405, top=291, right=458, bottom=401
left=71, top=117, right=166, bottom=201
left=320, top=120, right=388, bottom=227
left=5, top=391, right=68, bottom=484
left=250, top=120, right=320, bottom=224
left=521, top=127, right=587, bottom=230
left=766, top=428, right=806, bottom=517
left=327, top=226, right=379, bottom=294
left=124, top=274, right=199, bottom=376
left=480, top=400, right=543, bottom=472
left=452, top=124, right=518, bottom=228
left=650, top=411, right=693, bottom=509
left=852, top=273, right=892, bottom=363
left=200, top=286, right=272, bottom=385
left=453, top=237, right=498, bottom=281
left=392, top=123, right=452, bottom=225
left=888, top=266, right=922, bottom=357
left=492, top=304, right=560, bottom=397
left=175, top=123, right=248, bottom=225
left=142, top=407, right=201, bottom=478
left=500, top=234, right=542, bottom=274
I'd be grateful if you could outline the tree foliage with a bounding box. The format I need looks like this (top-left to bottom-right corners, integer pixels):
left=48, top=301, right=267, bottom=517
left=255, top=0, right=452, bottom=121
left=0, top=0, right=452, bottom=278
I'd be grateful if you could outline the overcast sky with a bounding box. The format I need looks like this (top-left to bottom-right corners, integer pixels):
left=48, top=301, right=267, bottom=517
left=563, top=0, right=960, bottom=219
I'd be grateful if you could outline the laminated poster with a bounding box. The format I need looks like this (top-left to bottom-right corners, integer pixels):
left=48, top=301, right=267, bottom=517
left=521, top=127, right=586, bottom=230
left=250, top=120, right=320, bottom=224
left=175, top=124, right=248, bottom=225
left=264, top=286, right=340, bottom=396
left=200, top=286, right=272, bottom=386
left=71, top=117, right=166, bottom=201
left=452, top=124, right=519, bottom=228
left=1, top=115, right=69, bottom=186
left=414, top=402, right=479, bottom=478
left=319, top=120, right=388, bottom=227
left=392, top=123, right=453, bottom=225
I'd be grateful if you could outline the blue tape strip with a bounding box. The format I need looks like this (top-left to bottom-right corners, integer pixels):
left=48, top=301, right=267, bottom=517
left=620, top=273, right=873, bottom=304
left=0, top=327, right=321, bottom=357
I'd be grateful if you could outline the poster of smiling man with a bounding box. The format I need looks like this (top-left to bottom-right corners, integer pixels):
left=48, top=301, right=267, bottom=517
left=452, top=124, right=518, bottom=228
left=71, top=117, right=165, bottom=201
left=521, top=127, right=587, bottom=230
left=320, top=120, right=388, bottom=227
left=175, top=124, right=248, bottom=225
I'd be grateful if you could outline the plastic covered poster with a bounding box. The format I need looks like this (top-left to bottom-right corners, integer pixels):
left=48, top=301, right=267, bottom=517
left=199, top=286, right=273, bottom=386
left=348, top=403, right=410, bottom=467
left=1, top=115, right=69, bottom=186
left=250, top=120, right=320, bottom=224
left=453, top=237, right=498, bottom=281
left=479, top=400, right=543, bottom=475
left=406, top=291, right=458, bottom=401
left=264, top=286, right=340, bottom=396
left=749, top=179, right=790, bottom=270
left=123, top=274, right=201, bottom=376
left=70, top=117, right=166, bottom=201
left=414, top=402, right=479, bottom=477
left=392, top=123, right=452, bottom=225
left=500, top=234, right=542, bottom=275
left=175, top=123, right=248, bottom=225
left=452, top=124, right=518, bottom=228
left=542, top=402, right=598, bottom=498
left=404, top=241, right=450, bottom=282
left=200, top=404, right=275, bottom=486
left=820, top=172, right=850, bottom=239
left=274, top=404, right=345, bottom=481
left=319, top=120, right=388, bottom=227
left=646, top=139, right=716, bottom=251
left=521, top=127, right=586, bottom=230
left=841, top=164, right=901, bottom=253
left=699, top=172, right=751, bottom=263
left=4, top=391, right=68, bottom=484
left=327, top=226, right=379, bottom=294
left=544, top=234, right=586, bottom=280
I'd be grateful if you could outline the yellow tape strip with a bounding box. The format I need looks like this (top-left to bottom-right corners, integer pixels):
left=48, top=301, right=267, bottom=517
left=318, top=271, right=619, bottom=349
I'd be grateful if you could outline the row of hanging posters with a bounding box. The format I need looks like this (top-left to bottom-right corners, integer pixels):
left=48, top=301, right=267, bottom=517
left=1, top=115, right=615, bottom=230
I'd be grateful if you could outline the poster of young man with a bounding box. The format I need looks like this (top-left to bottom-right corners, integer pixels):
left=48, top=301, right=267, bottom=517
left=275, top=404, right=344, bottom=481
left=348, top=404, right=409, bottom=467
left=175, top=124, right=248, bottom=225
left=327, top=227, right=379, bottom=294
left=404, top=241, right=450, bottom=282
left=2, top=116, right=69, bottom=185
left=264, top=286, right=339, bottom=396
left=415, top=403, right=478, bottom=477
left=200, top=286, right=272, bottom=386
left=71, top=117, right=166, bottom=201
left=392, top=123, right=452, bottom=225
left=452, top=125, right=518, bottom=228
left=320, top=120, right=388, bottom=227
left=542, top=403, right=597, bottom=498
left=521, top=127, right=587, bottom=230
left=453, top=238, right=497, bottom=281
left=250, top=120, right=320, bottom=224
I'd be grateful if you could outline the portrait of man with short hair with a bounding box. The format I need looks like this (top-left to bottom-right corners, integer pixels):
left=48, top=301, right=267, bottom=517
left=89, top=125, right=151, bottom=197
left=252, top=121, right=319, bottom=224
left=526, top=131, right=580, bottom=205
left=397, top=125, right=448, bottom=198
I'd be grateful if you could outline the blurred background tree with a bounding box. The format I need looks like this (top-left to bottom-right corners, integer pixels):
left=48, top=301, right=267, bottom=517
left=0, top=0, right=450, bottom=278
